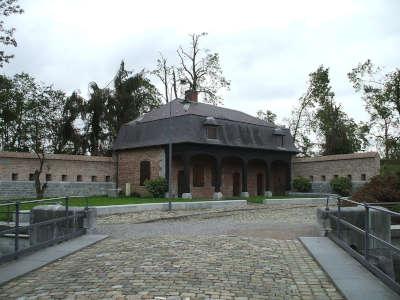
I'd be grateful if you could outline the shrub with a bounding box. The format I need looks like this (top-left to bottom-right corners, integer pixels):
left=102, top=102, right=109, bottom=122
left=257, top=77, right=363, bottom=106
left=293, top=176, right=312, bottom=192
left=144, top=177, right=168, bottom=198
left=352, top=174, right=400, bottom=203
left=330, top=176, right=352, bottom=196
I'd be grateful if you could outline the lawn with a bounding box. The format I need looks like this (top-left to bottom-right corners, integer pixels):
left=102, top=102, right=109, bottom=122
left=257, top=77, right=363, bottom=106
left=0, top=194, right=320, bottom=221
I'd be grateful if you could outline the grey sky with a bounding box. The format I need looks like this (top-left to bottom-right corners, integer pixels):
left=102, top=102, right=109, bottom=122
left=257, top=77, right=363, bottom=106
left=3, top=0, right=400, bottom=125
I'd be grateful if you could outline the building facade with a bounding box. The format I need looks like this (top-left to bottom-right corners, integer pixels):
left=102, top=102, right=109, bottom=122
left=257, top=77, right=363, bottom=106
left=113, top=92, right=298, bottom=198
left=292, top=152, right=380, bottom=192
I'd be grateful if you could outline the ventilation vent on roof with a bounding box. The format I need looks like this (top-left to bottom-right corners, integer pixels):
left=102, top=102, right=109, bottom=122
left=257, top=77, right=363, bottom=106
left=203, top=116, right=219, bottom=126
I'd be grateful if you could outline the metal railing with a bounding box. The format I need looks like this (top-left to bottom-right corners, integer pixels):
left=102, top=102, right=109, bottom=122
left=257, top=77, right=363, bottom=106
left=326, top=196, right=400, bottom=294
left=0, top=196, right=89, bottom=264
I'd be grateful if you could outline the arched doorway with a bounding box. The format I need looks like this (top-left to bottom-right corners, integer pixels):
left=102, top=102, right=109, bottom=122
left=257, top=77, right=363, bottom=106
left=271, top=160, right=290, bottom=195
left=232, top=172, right=241, bottom=196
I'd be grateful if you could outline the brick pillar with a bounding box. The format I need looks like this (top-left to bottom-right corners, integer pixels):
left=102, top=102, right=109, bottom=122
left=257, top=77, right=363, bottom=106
left=241, top=160, right=249, bottom=197
left=265, top=161, right=272, bottom=197
left=214, top=159, right=222, bottom=193
left=265, top=162, right=270, bottom=190
left=213, top=158, right=223, bottom=200
left=182, top=155, right=191, bottom=198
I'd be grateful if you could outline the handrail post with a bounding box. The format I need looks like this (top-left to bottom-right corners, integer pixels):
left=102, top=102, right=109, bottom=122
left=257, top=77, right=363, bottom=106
left=14, top=201, right=20, bottom=259
left=365, top=204, right=370, bottom=261
left=65, top=196, right=69, bottom=217
left=337, top=197, right=341, bottom=239
left=325, top=195, right=329, bottom=211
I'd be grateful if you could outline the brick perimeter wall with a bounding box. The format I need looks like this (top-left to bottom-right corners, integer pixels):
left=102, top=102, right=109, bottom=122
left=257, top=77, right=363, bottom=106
left=0, top=152, right=115, bottom=182
left=0, top=151, right=116, bottom=199
left=292, top=152, right=380, bottom=192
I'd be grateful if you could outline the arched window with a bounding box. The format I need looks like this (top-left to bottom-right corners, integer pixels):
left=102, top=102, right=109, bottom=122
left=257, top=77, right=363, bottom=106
left=140, top=161, right=151, bottom=186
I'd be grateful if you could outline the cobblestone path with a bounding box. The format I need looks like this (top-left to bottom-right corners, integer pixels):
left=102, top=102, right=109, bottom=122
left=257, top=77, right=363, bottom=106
left=0, top=204, right=343, bottom=299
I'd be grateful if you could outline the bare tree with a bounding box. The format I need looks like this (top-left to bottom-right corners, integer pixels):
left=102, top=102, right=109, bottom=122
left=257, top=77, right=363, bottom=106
left=153, top=53, right=177, bottom=102
left=176, top=32, right=230, bottom=105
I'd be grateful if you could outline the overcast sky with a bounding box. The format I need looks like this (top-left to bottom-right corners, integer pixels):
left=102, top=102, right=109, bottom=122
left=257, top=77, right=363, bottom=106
left=3, top=0, right=400, bottom=124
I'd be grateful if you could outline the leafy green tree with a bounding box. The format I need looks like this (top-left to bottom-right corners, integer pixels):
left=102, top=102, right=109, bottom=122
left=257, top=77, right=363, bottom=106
left=0, top=73, right=67, bottom=198
left=84, top=82, right=111, bottom=156
left=348, top=60, right=400, bottom=159
left=288, top=66, right=368, bottom=155
left=0, top=0, right=23, bottom=67
left=0, top=74, right=17, bottom=149
left=256, top=109, right=277, bottom=124
left=310, top=66, right=368, bottom=155
left=85, top=61, right=161, bottom=155
left=107, top=61, right=160, bottom=139
left=52, top=91, right=86, bottom=154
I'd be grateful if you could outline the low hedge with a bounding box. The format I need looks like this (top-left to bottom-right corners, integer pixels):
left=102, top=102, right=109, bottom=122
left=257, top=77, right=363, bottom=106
left=293, top=176, right=312, bottom=192
left=144, top=177, right=168, bottom=198
left=330, top=176, right=352, bottom=196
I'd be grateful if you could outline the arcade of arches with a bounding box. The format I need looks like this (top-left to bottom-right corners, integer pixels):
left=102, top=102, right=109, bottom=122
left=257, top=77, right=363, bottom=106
left=169, top=145, right=291, bottom=199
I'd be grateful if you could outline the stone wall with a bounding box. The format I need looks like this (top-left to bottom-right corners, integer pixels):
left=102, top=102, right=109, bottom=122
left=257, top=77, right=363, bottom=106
left=0, top=151, right=116, bottom=200
left=117, top=147, right=165, bottom=196
left=0, top=181, right=116, bottom=200
left=293, top=152, right=380, bottom=193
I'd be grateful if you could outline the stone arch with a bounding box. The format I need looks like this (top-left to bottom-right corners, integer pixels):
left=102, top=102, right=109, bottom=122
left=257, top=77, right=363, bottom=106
left=247, top=159, right=268, bottom=196
left=221, top=156, right=245, bottom=197
left=271, top=160, right=290, bottom=195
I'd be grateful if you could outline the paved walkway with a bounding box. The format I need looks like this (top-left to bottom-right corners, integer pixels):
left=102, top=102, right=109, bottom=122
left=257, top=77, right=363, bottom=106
left=301, top=237, right=399, bottom=300
left=0, top=204, right=344, bottom=299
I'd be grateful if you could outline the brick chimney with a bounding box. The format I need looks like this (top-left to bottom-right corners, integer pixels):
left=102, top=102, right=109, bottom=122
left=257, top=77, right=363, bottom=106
left=185, top=90, right=198, bottom=102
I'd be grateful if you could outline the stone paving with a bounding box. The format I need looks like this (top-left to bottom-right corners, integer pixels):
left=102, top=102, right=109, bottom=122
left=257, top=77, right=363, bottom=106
left=0, top=203, right=343, bottom=299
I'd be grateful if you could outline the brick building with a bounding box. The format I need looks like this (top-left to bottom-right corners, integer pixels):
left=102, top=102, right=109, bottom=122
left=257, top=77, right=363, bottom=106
left=292, top=152, right=380, bottom=192
left=113, top=92, right=298, bottom=198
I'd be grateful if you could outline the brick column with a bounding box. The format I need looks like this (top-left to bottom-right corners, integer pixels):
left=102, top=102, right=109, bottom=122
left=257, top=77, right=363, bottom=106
left=241, top=160, right=249, bottom=198
left=213, top=158, right=223, bottom=200
left=265, top=161, right=272, bottom=197
left=182, top=155, right=192, bottom=198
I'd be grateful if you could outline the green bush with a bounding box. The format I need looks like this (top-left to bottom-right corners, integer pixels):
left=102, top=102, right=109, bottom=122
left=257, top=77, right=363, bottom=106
left=352, top=174, right=400, bottom=203
left=330, top=176, right=352, bottom=196
left=293, top=176, right=312, bottom=192
left=144, top=177, right=168, bottom=198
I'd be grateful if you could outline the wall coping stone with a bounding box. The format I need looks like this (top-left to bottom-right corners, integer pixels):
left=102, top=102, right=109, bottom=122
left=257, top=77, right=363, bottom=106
left=293, top=152, right=379, bottom=163
left=0, top=151, right=113, bottom=162
left=94, top=200, right=247, bottom=216
left=264, top=197, right=337, bottom=205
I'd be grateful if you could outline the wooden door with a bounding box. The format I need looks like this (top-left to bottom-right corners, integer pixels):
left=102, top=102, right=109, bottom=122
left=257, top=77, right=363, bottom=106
left=232, top=172, right=240, bottom=196
left=271, top=162, right=288, bottom=195
left=177, top=170, right=185, bottom=197
left=257, top=173, right=264, bottom=196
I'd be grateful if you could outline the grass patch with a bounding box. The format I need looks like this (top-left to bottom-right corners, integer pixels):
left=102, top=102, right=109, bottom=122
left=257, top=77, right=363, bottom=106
left=0, top=194, right=323, bottom=221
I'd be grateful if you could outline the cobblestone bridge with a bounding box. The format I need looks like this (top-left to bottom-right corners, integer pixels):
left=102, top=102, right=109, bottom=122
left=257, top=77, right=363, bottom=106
left=0, top=204, right=343, bottom=299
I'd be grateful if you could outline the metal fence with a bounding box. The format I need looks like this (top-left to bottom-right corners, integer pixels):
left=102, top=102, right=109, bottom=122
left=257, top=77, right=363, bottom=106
left=326, top=196, right=400, bottom=294
left=0, top=197, right=88, bottom=264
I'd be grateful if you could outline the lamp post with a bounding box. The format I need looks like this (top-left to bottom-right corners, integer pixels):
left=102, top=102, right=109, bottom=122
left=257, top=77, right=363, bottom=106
left=168, top=98, right=172, bottom=211
left=167, top=94, right=191, bottom=210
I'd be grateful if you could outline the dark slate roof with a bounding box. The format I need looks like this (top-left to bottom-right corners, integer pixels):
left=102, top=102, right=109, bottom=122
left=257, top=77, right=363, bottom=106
left=113, top=99, right=298, bottom=153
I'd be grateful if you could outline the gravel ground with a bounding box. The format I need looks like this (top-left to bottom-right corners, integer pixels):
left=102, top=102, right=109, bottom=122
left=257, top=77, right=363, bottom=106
left=96, top=204, right=322, bottom=239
